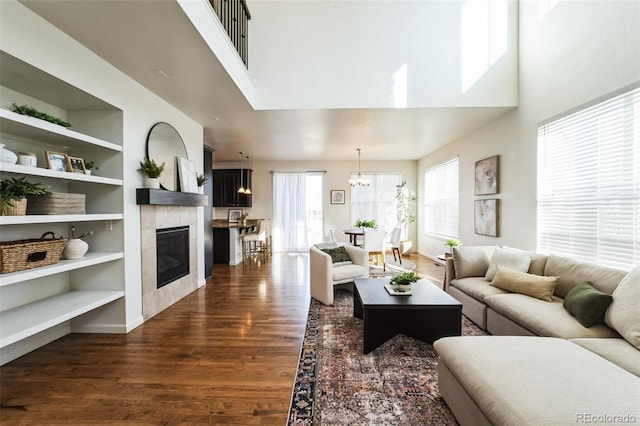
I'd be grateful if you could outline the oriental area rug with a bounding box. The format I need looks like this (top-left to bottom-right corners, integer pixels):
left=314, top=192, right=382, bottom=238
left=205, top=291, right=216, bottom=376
left=287, top=288, right=487, bottom=425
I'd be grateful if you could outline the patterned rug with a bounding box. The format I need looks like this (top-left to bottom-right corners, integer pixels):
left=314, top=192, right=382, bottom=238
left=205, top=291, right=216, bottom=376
left=287, top=289, right=487, bottom=425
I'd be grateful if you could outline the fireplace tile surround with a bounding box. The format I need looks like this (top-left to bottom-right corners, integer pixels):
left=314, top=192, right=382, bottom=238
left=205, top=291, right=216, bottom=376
left=140, top=205, right=199, bottom=321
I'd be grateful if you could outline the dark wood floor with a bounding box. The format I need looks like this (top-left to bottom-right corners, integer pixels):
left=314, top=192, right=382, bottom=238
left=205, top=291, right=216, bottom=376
left=0, top=253, right=444, bottom=425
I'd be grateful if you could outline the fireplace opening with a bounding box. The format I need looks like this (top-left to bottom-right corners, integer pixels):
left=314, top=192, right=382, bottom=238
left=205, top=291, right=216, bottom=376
left=156, top=226, right=189, bottom=289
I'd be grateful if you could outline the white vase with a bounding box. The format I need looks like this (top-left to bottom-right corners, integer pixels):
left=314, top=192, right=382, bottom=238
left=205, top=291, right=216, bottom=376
left=0, top=144, right=18, bottom=164
left=63, top=238, right=89, bottom=260
left=144, top=177, right=160, bottom=189
left=396, top=283, right=412, bottom=292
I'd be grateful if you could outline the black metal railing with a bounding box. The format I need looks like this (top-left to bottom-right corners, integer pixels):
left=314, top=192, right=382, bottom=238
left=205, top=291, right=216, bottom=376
left=209, top=0, right=251, bottom=67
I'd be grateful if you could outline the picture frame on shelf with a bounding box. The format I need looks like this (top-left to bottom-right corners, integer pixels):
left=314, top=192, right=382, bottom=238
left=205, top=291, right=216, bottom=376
left=330, top=190, right=345, bottom=204
left=178, top=157, right=198, bottom=193
left=46, top=151, right=68, bottom=172
left=474, top=199, right=499, bottom=237
left=475, top=155, right=499, bottom=195
left=67, top=156, right=87, bottom=174
left=228, top=208, right=243, bottom=223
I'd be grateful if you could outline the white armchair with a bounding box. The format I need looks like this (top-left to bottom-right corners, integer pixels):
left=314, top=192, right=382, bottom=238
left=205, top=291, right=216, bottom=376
left=310, top=243, right=369, bottom=305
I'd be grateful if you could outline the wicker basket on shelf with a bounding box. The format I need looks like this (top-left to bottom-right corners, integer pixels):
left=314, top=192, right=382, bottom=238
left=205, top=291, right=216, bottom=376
left=0, top=232, right=68, bottom=274
left=1, top=198, right=27, bottom=216
left=26, top=192, right=85, bottom=215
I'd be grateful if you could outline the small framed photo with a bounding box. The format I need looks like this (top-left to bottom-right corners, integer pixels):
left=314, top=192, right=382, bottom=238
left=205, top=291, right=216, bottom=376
left=67, top=156, right=87, bottom=174
left=46, top=151, right=69, bottom=172
left=331, top=190, right=345, bottom=204
left=475, top=155, right=499, bottom=195
left=228, top=208, right=243, bottom=223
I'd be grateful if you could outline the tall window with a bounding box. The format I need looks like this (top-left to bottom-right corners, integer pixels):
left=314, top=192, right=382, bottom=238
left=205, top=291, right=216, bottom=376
left=537, top=86, right=640, bottom=270
left=424, top=158, right=459, bottom=238
left=272, top=172, right=308, bottom=252
left=350, top=173, right=402, bottom=231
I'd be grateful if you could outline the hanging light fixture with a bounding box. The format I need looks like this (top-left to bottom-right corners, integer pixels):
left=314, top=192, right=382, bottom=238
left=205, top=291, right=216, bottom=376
left=243, top=155, right=252, bottom=195
left=348, top=148, right=371, bottom=187
left=237, top=151, right=246, bottom=194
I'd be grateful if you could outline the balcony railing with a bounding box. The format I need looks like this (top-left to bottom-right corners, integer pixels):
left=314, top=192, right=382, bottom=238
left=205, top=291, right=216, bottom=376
left=209, top=0, right=251, bottom=67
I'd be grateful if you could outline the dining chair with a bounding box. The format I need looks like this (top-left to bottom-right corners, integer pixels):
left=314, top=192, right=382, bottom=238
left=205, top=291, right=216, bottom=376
left=363, top=228, right=386, bottom=270
left=328, top=228, right=336, bottom=242
left=386, top=227, right=402, bottom=264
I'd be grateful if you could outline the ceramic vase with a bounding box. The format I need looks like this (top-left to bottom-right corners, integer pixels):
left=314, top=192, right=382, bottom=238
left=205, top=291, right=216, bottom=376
left=144, top=177, right=160, bottom=189
left=0, top=144, right=18, bottom=164
left=396, top=283, right=412, bottom=292
left=63, top=238, right=89, bottom=260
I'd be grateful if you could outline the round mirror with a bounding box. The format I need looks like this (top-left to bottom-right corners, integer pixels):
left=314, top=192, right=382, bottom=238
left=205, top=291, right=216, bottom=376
left=146, top=122, right=188, bottom=191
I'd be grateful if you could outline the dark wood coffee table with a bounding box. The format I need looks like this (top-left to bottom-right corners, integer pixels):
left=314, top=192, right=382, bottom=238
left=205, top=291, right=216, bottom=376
left=353, top=278, right=462, bottom=353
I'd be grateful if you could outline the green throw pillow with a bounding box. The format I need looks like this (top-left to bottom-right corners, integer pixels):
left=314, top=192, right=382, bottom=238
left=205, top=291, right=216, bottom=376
left=563, top=282, right=613, bottom=328
left=321, top=246, right=352, bottom=264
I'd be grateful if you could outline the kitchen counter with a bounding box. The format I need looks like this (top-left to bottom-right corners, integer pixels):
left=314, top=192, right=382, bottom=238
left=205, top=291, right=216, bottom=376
left=212, top=220, right=259, bottom=265
left=212, top=219, right=258, bottom=229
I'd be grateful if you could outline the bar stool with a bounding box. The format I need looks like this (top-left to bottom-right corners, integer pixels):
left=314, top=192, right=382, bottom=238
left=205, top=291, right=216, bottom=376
left=241, top=219, right=267, bottom=262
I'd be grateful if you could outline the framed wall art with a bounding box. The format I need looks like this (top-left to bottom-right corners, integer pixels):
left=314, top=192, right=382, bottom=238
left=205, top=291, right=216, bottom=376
left=475, top=155, right=499, bottom=195
left=330, top=190, right=345, bottom=204
left=228, top=208, right=243, bottom=223
left=474, top=199, right=499, bottom=237
left=46, top=151, right=68, bottom=172
left=178, top=157, right=198, bottom=193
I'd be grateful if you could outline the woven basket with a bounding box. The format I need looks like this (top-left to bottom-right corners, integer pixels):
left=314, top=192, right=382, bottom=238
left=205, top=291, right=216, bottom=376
left=0, top=232, right=68, bottom=274
left=1, top=198, right=27, bottom=216
left=27, top=192, right=85, bottom=215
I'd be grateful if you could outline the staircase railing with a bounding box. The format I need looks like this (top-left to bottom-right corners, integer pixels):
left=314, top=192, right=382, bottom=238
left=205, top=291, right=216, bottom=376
left=209, top=0, right=251, bottom=67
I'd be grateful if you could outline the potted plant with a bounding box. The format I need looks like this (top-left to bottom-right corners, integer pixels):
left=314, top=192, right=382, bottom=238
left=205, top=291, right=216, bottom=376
left=389, top=271, right=419, bottom=292
left=395, top=181, right=417, bottom=254
left=137, top=158, right=165, bottom=189
left=84, top=161, right=99, bottom=176
left=0, top=177, right=47, bottom=215
left=444, top=238, right=462, bottom=258
left=196, top=173, right=207, bottom=193
left=354, top=218, right=377, bottom=229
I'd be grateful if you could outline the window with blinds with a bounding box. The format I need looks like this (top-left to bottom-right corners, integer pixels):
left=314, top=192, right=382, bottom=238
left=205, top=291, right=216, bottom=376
left=424, top=158, right=459, bottom=238
left=537, top=86, right=640, bottom=270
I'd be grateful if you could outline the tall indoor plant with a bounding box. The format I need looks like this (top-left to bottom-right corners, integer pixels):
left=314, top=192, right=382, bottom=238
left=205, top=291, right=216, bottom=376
left=395, top=180, right=417, bottom=253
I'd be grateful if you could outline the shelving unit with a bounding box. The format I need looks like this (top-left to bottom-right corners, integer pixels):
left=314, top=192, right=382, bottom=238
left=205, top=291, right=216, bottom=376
left=0, top=51, right=125, bottom=364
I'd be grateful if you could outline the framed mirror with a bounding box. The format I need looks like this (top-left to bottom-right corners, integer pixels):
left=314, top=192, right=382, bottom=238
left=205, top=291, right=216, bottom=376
left=146, top=122, right=188, bottom=191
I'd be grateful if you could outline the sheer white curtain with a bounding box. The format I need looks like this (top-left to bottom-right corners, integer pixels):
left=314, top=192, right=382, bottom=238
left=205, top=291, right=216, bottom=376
left=273, top=172, right=309, bottom=252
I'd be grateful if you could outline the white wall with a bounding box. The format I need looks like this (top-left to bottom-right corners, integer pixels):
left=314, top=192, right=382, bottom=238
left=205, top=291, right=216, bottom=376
left=249, top=0, right=518, bottom=110
left=417, top=0, right=640, bottom=259
left=1, top=0, right=206, bottom=331
left=214, top=159, right=418, bottom=246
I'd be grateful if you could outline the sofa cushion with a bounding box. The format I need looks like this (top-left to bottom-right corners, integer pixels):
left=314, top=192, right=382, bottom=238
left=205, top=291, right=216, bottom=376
left=451, top=277, right=509, bottom=303
left=527, top=252, right=548, bottom=276
left=452, top=246, right=495, bottom=278
left=484, top=247, right=532, bottom=281
left=563, top=282, right=613, bottom=328
left=485, top=293, right=619, bottom=339
left=490, top=266, right=558, bottom=302
left=320, top=246, right=351, bottom=264
left=434, top=336, right=640, bottom=426
left=570, top=338, right=640, bottom=377
left=332, top=264, right=367, bottom=282
left=544, top=254, right=627, bottom=298
left=605, top=266, right=640, bottom=350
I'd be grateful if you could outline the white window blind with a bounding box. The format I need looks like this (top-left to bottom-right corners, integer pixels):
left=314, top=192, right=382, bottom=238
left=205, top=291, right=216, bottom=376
left=537, top=86, right=640, bottom=270
left=424, top=158, right=459, bottom=238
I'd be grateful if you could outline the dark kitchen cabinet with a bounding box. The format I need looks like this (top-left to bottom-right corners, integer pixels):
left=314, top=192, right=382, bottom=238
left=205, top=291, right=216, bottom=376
left=212, top=169, right=252, bottom=207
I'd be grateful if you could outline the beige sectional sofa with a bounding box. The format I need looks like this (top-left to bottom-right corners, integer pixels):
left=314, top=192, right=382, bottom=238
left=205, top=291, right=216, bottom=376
left=435, top=246, right=640, bottom=425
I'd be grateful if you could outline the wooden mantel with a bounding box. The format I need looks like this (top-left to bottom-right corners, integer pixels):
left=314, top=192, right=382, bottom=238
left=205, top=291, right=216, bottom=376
left=136, top=189, right=208, bottom=206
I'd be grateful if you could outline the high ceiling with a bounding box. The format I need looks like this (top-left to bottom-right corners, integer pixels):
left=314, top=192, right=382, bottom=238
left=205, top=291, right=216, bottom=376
left=21, top=0, right=512, bottom=161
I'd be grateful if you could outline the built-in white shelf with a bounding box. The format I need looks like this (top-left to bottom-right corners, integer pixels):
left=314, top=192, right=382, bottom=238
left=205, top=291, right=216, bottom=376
left=0, top=162, right=122, bottom=186
left=0, top=290, right=125, bottom=348
left=0, top=252, right=124, bottom=287
left=0, top=213, right=123, bottom=225
left=0, top=109, right=123, bottom=152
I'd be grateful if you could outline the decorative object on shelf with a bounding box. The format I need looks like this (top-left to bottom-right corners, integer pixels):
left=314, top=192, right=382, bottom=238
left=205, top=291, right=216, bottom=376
left=354, top=218, right=377, bottom=229
left=17, top=151, right=37, bottom=167
left=0, top=177, right=47, bottom=216
left=27, top=192, right=85, bottom=215
left=475, top=155, right=499, bottom=195
left=0, top=231, right=68, bottom=274
left=7, top=103, right=72, bottom=128
left=84, top=160, right=99, bottom=175
left=62, top=226, right=92, bottom=260
left=46, top=150, right=69, bottom=172
left=330, top=190, right=345, bottom=204
left=0, top=143, right=18, bottom=164
left=146, top=122, right=187, bottom=191
left=239, top=211, right=249, bottom=226
left=138, top=157, right=165, bottom=189
left=388, top=271, right=419, bottom=293
left=66, top=156, right=87, bottom=174
left=178, top=157, right=198, bottom=193
left=475, top=199, right=499, bottom=237
left=348, top=148, right=371, bottom=187
left=228, top=208, right=243, bottom=223
left=444, top=238, right=462, bottom=258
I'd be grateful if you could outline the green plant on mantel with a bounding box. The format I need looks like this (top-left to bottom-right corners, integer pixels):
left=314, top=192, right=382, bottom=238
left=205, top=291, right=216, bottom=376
left=0, top=177, right=47, bottom=215
left=354, top=218, right=377, bottom=229
left=196, top=173, right=208, bottom=187
left=137, top=158, right=165, bottom=178
left=8, top=103, right=72, bottom=128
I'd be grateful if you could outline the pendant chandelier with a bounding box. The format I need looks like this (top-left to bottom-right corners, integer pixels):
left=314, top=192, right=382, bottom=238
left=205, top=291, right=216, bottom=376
left=237, top=151, right=246, bottom=194
left=348, top=148, right=371, bottom=187
left=243, top=155, right=252, bottom=195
